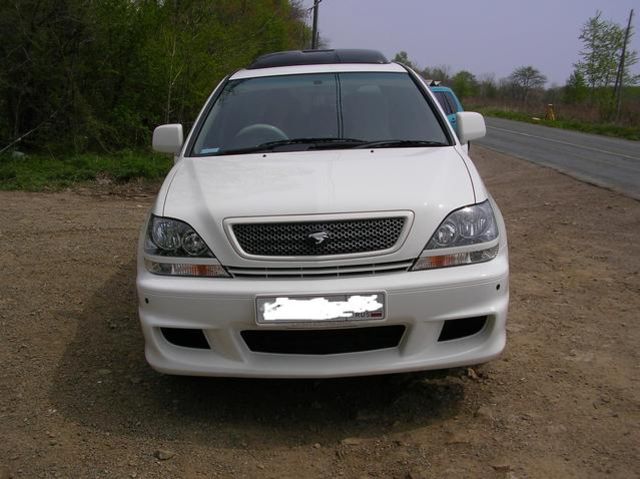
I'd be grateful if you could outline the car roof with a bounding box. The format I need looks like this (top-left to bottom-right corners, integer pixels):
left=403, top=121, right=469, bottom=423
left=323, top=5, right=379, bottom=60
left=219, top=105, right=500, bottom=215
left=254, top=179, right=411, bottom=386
left=229, top=49, right=405, bottom=80
left=248, top=49, right=389, bottom=69
left=231, top=61, right=407, bottom=80
left=430, top=86, right=454, bottom=93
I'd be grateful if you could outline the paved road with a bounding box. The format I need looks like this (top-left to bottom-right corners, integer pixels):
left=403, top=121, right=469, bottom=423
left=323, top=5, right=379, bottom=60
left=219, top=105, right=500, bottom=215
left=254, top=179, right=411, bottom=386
left=476, top=117, right=640, bottom=200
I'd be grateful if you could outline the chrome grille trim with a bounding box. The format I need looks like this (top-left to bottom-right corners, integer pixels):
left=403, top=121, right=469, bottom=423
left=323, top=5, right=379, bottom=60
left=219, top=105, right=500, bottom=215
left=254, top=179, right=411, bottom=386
left=225, top=211, right=414, bottom=260
left=227, top=260, right=414, bottom=279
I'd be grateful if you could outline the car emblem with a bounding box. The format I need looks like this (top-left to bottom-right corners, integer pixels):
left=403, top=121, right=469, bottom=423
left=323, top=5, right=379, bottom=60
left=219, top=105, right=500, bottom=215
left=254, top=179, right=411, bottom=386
left=307, top=231, right=329, bottom=245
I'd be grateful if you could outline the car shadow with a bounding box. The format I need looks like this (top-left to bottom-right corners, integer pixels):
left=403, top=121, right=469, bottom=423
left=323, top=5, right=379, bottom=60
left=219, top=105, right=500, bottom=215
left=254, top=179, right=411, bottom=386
left=49, top=261, right=468, bottom=448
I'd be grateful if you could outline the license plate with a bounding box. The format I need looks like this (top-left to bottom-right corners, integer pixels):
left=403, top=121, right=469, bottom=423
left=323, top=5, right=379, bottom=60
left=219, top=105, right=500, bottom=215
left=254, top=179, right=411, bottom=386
left=255, top=293, right=385, bottom=324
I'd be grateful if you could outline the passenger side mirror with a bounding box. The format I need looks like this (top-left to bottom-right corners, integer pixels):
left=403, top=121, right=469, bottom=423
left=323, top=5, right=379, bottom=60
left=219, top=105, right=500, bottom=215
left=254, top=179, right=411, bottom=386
left=456, top=112, right=486, bottom=143
left=152, top=124, right=184, bottom=154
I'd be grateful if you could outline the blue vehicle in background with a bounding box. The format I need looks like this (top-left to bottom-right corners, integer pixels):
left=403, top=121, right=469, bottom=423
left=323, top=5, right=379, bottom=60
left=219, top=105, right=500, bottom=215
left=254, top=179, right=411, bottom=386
left=427, top=82, right=469, bottom=152
left=429, top=84, right=464, bottom=129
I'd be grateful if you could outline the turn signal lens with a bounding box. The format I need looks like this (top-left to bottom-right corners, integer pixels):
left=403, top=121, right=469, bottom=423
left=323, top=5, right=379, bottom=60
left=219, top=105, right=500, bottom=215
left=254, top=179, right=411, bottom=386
left=144, top=259, right=230, bottom=278
left=411, top=246, right=499, bottom=270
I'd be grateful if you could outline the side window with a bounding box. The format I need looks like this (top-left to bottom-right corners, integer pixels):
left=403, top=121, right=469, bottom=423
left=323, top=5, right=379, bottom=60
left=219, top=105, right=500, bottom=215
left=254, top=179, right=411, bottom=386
left=434, top=91, right=454, bottom=115
left=445, top=92, right=460, bottom=113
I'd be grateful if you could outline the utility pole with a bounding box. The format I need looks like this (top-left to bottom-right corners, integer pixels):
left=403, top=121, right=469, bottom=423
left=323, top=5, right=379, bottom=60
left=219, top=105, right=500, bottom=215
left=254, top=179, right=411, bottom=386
left=614, top=9, right=634, bottom=122
left=311, top=0, right=321, bottom=49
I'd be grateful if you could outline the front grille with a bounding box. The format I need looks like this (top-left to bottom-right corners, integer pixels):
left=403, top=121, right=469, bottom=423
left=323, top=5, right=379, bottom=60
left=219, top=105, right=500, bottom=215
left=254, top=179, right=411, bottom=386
left=241, top=325, right=406, bottom=355
left=232, top=217, right=406, bottom=257
left=227, top=259, right=413, bottom=278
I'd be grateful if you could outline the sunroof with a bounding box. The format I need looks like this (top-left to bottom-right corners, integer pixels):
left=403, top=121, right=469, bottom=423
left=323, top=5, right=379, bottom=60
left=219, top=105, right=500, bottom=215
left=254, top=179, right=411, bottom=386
left=247, top=49, right=389, bottom=69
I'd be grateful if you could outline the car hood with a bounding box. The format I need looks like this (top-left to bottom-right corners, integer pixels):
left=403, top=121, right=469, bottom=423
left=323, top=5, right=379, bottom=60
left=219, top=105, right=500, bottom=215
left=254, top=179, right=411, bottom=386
left=161, top=147, right=479, bottom=262
left=164, top=148, right=475, bottom=216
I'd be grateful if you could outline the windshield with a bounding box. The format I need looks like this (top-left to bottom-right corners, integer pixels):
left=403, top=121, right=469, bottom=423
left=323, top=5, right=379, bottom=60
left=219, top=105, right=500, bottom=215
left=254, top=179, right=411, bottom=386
left=191, top=72, right=450, bottom=156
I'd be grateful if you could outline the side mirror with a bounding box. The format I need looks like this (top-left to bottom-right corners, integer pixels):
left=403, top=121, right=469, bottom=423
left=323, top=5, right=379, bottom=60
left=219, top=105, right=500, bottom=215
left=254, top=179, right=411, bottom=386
left=152, top=124, right=183, bottom=154
left=456, top=112, right=486, bottom=143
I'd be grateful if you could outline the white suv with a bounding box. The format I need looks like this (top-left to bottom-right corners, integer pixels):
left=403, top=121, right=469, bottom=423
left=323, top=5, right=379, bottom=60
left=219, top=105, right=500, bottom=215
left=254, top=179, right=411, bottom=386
left=138, top=49, right=509, bottom=378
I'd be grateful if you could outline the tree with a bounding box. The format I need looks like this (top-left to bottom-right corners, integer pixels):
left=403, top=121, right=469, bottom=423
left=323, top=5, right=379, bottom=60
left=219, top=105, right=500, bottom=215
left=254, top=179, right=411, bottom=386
left=575, top=11, right=638, bottom=90
left=508, top=66, right=547, bottom=103
left=419, top=65, right=451, bottom=84
left=393, top=51, right=418, bottom=70
left=477, top=73, right=498, bottom=99
left=451, top=70, right=478, bottom=99
left=574, top=10, right=638, bottom=118
left=563, top=70, right=589, bottom=104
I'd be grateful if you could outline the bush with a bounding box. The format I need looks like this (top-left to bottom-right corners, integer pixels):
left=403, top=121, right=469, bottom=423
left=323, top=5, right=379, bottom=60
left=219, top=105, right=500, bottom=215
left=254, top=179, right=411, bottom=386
left=0, top=151, right=173, bottom=190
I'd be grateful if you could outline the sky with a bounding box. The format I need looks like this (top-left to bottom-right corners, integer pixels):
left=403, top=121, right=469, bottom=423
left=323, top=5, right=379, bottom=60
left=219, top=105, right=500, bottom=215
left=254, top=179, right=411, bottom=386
left=300, top=0, right=640, bottom=86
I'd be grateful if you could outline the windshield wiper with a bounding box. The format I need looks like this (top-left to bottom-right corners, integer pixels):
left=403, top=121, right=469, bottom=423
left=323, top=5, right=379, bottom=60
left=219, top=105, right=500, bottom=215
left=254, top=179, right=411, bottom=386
left=353, top=139, right=449, bottom=149
left=216, top=138, right=447, bottom=155
left=261, top=137, right=364, bottom=148
left=218, top=137, right=364, bottom=155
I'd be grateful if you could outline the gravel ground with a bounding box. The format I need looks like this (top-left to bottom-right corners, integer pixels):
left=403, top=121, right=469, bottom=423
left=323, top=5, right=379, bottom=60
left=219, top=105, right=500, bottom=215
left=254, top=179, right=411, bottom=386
left=1, top=146, right=639, bottom=478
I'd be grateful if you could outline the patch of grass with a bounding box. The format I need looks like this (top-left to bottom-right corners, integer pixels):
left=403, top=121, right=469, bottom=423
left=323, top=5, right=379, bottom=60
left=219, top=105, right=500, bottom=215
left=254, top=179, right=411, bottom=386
left=473, top=107, right=640, bottom=141
left=0, top=150, right=173, bottom=191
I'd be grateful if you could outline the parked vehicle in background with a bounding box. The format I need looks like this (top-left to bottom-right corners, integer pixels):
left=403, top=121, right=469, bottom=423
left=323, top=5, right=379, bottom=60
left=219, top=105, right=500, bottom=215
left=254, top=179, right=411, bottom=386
left=430, top=84, right=471, bottom=153
left=429, top=84, right=465, bottom=129
left=139, top=49, right=508, bottom=378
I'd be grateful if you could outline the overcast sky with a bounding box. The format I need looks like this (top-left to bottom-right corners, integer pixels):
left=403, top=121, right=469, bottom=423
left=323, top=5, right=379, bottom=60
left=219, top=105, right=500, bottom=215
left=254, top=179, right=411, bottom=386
left=300, top=0, right=639, bottom=86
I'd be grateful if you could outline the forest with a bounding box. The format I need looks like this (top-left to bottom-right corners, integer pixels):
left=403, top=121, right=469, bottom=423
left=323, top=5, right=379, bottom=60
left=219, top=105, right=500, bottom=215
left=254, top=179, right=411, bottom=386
left=0, top=0, right=311, bottom=154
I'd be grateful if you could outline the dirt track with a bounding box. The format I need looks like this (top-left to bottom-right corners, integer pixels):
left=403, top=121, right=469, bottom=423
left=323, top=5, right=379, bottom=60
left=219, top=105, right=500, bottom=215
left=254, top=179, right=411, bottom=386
left=1, top=146, right=639, bottom=478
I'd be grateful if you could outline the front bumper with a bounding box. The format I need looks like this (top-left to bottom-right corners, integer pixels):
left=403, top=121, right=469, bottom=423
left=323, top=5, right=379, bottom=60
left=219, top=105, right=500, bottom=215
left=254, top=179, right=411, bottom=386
left=136, top=246, right=509, bottom=378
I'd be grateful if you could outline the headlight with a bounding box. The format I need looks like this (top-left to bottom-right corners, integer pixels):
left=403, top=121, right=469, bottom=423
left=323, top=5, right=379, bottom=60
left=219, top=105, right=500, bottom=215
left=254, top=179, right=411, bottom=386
left=411, top=200, right=499, bottom=270
left=146, top=216, right=213, bottom=257
left=144, top=215, right=230, bottom=277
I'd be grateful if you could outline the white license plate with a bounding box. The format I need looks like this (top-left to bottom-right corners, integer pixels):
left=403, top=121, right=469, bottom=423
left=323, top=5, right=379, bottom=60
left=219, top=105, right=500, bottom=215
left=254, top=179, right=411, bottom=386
left=255, top=293, right=386, bottom=324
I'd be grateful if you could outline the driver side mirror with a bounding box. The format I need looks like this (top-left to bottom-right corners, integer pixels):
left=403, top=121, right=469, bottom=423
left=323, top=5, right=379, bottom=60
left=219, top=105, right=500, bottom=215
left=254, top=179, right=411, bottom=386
left=152, top=124, right=183, bottom=154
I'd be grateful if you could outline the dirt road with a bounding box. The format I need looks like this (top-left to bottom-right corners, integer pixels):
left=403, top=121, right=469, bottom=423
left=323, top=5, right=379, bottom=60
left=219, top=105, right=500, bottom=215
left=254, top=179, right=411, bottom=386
left=1, top=146, right=639, bottom=478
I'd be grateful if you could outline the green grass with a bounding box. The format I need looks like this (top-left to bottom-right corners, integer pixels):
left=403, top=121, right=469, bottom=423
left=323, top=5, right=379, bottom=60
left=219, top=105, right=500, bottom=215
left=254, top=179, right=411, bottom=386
left=473, top=107, right=640, bottom=141
left=0, top=150, right=173, bottom=191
